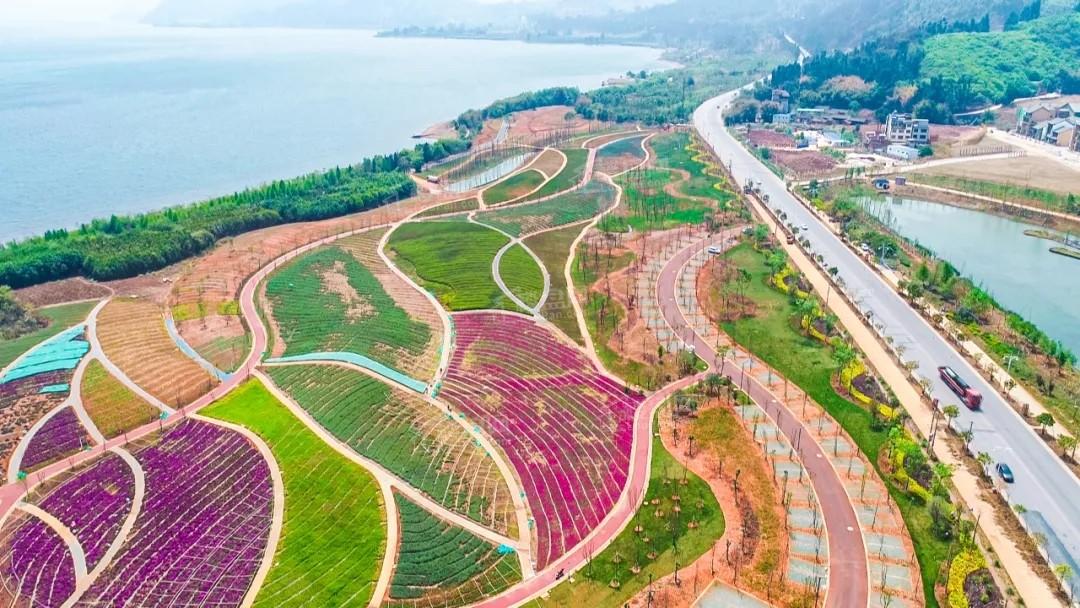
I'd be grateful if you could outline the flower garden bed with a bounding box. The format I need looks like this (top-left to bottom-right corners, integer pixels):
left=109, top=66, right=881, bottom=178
left=203, top=380, right=387, bottom=607
left=266, top=364, right=515, bottom=535
left=438, top=312, right=644, bottom=568
left=387, top=494, right=521, bottom=607
left=0, top=510, right=77, bottom=607
left=20, top=406, right=90, bottom=472
left=97, top=298, right=218, bottom=408
left=81, top=359, right=159, bottom=439
left=387, top=221, right=519, bottom=312
left=474, top=180, right=616, bottom=238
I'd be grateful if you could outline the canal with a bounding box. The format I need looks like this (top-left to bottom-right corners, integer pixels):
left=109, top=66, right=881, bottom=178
left=861, top=196, right=1080, bottom=355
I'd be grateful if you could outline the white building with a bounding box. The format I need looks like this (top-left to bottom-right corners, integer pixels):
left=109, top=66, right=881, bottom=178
left=886, top=144, right=921, bottom=161
left=884, top=113, right=930, bottom=146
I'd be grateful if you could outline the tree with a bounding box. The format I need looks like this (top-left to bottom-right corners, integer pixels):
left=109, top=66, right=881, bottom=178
left=832, top=343, right=858, bottom=370
left=1036, top=412, right=1056, bottom=437
left=797, top=297, right=818, bottom=333
left=1059, top=435, right=1078, bottom=460
left=943, top=404, right=960, bottom=425
left=0, top=286, right=46, bottom=340
left=1053, top=563, right=1073, bottom=585
left=704, top=374, right=725, bottom=398
left=976, top=451, right=993, bottom=477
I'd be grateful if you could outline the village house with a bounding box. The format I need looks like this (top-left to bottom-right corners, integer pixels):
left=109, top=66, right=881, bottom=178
left=883, top=112, right=930, bottom=146
left=1015, top=101, right=1080, bottom=150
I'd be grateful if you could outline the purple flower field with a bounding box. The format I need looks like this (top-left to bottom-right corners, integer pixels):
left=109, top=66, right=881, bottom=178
left=20, top=407, right=91, bottom=472
left=439, top=312, right=644, bottom=568
left=0, top=513, right=76, bottom=608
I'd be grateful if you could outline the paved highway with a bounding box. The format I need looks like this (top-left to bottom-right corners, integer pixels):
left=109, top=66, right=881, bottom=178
left=694, top=90, right=1080, bottom=582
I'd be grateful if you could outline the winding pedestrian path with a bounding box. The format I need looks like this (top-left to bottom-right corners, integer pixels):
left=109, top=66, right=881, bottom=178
left=656, top=232, right=870, bottom=608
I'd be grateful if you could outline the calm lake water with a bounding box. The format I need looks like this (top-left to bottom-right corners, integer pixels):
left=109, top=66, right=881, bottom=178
left=0, top=25, right=671, bottom=243
left=863, top=196, right=1080, bottom=354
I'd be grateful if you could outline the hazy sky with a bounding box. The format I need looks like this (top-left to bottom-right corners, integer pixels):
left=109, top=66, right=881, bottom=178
left=0, top=0, right=160, bottom=22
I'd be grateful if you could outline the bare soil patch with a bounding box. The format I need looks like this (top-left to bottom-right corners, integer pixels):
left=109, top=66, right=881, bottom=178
left=14, top=278, right=111, bottom=308
left=920, top=155, right=1080, bottom=194
left=531, top=149, right=566, bottom=178
left=505, top=106, right=592, bottom=143
left=748, top=129, right=795, bottom=148
left=770, top=150, right=837, bottom=177
left=320, top=261, right=373, bottom=322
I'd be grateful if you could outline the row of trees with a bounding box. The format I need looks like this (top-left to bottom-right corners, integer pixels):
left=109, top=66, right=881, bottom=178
left=0, top=286, right=46, bottom=340
left=452, top=87, right=581, bottom=135
left=0, top=167, right=416, bottom=288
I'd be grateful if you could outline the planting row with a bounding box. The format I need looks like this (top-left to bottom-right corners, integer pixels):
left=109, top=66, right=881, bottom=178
left=439, top=312, right=644, bottom=568
left=264, top=233, right=438, bottom=382
left=0, top=418, right=273, bottom=607
left=387, top=493, right=520, bottom=607
left=387, top=221, right=520, bottom=312
left=97, top=298, right=218, bottom=408
left=266, top=364, right=516, bottom=535
left=204, top=380, right=387, bottom=607
left=474, top=180, right=616, bottom=238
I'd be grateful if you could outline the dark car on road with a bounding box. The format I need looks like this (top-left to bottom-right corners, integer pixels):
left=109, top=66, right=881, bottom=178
left=996, top=462, right=1015, bottom=483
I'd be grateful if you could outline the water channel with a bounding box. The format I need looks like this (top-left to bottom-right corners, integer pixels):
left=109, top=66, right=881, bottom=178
left=861, top=196, right=1080, bottom=355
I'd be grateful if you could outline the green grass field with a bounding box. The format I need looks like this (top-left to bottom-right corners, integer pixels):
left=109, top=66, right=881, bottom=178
left=388, top=494, right=521, bottom=607
left=388, top=221, right=519, bottom=312
left=651, top=133, right=734, bottom=204
left=484, top=170, right=547, bottom=206
left=533, top=425, right=724, bottom=608
left=0, top=301, right=97, bottom=370
left=524, top=225, right=586, bottom=344
left=413, top=197, right=480, bottom=219
left=266, top=364, right=513, bottom=532
left=498, top=245, right=544, bottom=308
left=475, top=181, right=616, bottom=237
left=523, top=148, right=590, bottom=202
left=265, top=246, right=432, bottom=367
left=597, top=135, right=646, bottom=160
left=203, top=380, right=386, bottom=608
left=719, top=243, right=945, bottom=608
left=605, top=168, right=714, bottom=232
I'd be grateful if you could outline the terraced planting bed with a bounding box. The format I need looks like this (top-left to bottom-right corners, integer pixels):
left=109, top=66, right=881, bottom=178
left=169, top=194, right=435, bottom=366
left=595, top=135, right=647, bottom=176
left=523, top=226, right=586, bottom=343
left=266, top=364, right=515, bottom=534
left=484, top=170, right=547, bottom=206
left=413, top=197, right=479, bottom=219
left=0, top=326, right=89, bottom=473
left=530, top=148, right=566, bottom=177
left=521, top=148, right=589, bottom=202
left=388, top=494, right=521, bottom=607
left=265, top=230, right=440, bottom=381
left=204, top=380, right=387, bottom=608
left=81, top=359, right=160, bottom=439
left=475, top=180, right=617, bottom=237
left=535, top=428, right=724, bottom=607
left=387, top=221, right=519, bottom=312
left=14, top=451, right=135, bottom=572
left=97, top=298, right=218, bottom=408
left=0, top=509, right=77, bottom=607
left=20, top=406, right=91, bottom=471
left=0, top=300, right=95, bottom=370
left=175, top=314, right=249, bottom=373
left=439, top=312, right=644, bottom=568
left=497, top=245, right=544, bottom=309
left=79, top=419, right=273, bottom=607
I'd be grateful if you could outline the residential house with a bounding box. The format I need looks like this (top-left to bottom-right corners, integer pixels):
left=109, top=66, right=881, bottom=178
left=886, top=144, right=921, bottom=161
left=771, top=89, right=791, bottom=113
left=1015, top=101, right=1080, bottom=143
left=884, top=113, right=930, bottom=146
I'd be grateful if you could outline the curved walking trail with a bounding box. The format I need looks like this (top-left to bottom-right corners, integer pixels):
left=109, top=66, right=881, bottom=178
left=656, top=233, right=870, bottom=608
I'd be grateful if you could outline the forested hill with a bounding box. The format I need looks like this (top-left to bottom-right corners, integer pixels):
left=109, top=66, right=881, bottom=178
left=770, top=5, right=1080, bottom=122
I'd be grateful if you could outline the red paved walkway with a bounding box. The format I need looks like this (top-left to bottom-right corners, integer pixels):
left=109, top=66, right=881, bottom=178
left=656, top=233, right=869, bottom=608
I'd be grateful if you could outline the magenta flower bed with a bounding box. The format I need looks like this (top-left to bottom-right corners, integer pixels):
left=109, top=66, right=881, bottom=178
left=80, top=419, right=272, bottom=607
left=36, top=452, right=135, bottom=570
left=439, top=312, right=644, bottom=568
left=0, top=514, right=77, bottom=607
left=20, top=406, right=90, bottom=472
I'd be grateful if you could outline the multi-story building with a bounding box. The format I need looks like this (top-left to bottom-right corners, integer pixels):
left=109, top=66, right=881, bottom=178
left=1015, top=101, right=1080, bottom=146
left=884, top=113, right=930, bottom=146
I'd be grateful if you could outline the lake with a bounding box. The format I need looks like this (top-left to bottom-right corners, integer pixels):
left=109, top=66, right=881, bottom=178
left=863, top=196, right=1080, bottom=354
left=0, top=24, right=671, bottom=243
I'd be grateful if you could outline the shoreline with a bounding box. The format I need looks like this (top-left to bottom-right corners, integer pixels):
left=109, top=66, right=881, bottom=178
left=890, top=182, right=1080, bottom=232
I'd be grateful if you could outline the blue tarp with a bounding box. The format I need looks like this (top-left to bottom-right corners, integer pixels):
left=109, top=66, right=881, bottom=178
left=39, top=384, right=71, bottom=394
left=1, top=325, right=88, bottom=384
left=164, top=317, right=231, bottom=381
left=266, top=352, right=428, bottom=393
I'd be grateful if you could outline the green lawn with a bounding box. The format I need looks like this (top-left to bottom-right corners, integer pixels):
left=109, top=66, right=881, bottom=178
left=484, top=170, right=547, bottom=206
left=265, top=245, right=432, bottom=366
left=476, top=181, right=616, bottom=237
left=523, top=148, right=590, bottom=202
left=388, top=494, right=520, bottom=607
left=499, top=244, right=544, bottom=308
left=524, top=225, right=586, bottom=344
left=720, top=243, right=946, bottom=608
left=533, top=425, right=724, bottom=608
left=202, top=380, right=386, bottom=608
left=650, top=132, right=734, bottom=205
left=387, top=221, right=519, bottom=312
left=597, top=135, right=647, bottom=160
left=0, top=301, right=97, bottom=370
left=606, top=168, right=713, bottom=232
